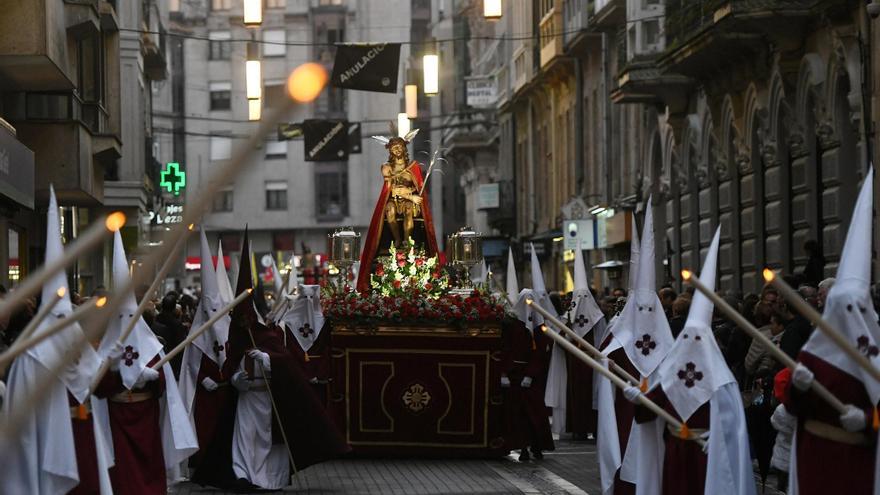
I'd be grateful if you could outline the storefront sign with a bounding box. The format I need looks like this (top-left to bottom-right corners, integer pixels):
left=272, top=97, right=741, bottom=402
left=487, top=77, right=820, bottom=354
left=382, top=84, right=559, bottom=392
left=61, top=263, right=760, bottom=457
left=466, top=76, right=497, bottom=107
left=0, top=125, right=34, bottom=209
left=149, top=203, right=184, bottom=225
left=477, top=183, right=500, bottom=209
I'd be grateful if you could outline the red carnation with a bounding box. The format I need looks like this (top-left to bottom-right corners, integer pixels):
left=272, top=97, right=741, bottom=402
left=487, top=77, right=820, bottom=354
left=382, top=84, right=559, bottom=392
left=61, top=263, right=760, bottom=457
left=396, top=252, right=406, bottom=261
left=376, top=266, right=385, bottom=276
left=398, top=260, right=406, bottom=268
left=415, top=258, right=424, bottom=267
left=425, top=282, right=433, bottom=291
left=393, top=280, right=401, bottom=288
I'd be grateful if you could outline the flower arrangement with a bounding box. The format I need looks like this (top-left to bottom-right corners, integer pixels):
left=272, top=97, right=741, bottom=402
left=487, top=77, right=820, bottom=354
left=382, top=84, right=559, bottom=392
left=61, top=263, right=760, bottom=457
left=323, top=288, right=507, bottom=325
left=370, top=238, right=449, bottom=298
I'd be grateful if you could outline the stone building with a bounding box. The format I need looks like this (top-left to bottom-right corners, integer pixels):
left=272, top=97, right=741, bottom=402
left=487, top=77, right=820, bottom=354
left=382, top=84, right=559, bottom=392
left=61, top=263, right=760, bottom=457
left=433, top=0, right=879, bottom=294
left=0, top=0, right=168, bottom=292
left=173, top=0, right=418, bottom=287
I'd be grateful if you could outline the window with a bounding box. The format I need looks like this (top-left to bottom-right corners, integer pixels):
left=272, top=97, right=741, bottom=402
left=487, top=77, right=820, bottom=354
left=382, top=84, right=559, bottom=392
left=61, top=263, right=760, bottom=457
left=266, top=181, right=288, bottom=210
left=210, top=135, right=232, bottom=160
left=211, top=0, right=232, bottom=10
left=315, top=163, right=348, bottom=219
left=213, top=187, right=234, bottom=212
left=266, top=0, right=286, bottom=8
left=263, top=81, right=286, bottom=109
left=209, top=81, right=231, bottom=111
left=209, top=31, right=231, bottom=60
left=220, top=233, right=241, bottom=253
left=262, top=29, right=286, bottom=57
left=265, top=138, right=286, bottom=158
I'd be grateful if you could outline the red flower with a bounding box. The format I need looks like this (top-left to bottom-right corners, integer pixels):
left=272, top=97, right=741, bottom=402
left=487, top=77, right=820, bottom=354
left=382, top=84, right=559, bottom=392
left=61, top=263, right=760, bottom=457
left=376, top=266, right=385, bottom=276
left=393, top=280, right=401, bottom=288
left=425, top=282, right=433, bottom=291
left=398, top=260, right=406, bottom=268
left=415, top=258, right=424, bottom=267
left=396, top=252, right=406, bottom=261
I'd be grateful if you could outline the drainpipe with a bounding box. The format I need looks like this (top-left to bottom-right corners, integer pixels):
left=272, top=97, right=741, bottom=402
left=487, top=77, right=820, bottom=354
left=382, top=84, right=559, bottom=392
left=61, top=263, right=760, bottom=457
left=574, top=56, right=585, bottom=196
left=601, top=32, right=612, bottom=205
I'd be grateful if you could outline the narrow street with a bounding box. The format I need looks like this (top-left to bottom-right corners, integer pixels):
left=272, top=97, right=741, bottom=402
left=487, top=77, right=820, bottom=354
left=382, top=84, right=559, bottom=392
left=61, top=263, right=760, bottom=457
left=172, top=439, right=786, bottom=495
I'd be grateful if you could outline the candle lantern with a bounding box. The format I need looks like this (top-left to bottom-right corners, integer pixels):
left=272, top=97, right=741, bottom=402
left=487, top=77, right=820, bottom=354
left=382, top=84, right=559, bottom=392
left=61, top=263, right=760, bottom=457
left=448, top=227, right=483, bottom=289
left=329, top=227, right=361, bottom=268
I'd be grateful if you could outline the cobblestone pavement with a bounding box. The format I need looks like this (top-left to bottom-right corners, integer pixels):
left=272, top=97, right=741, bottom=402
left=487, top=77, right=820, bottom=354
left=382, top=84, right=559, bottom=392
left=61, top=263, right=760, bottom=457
left=170, top=439, right=599, bottom=494
left=170, top=439, right=787, bottom=494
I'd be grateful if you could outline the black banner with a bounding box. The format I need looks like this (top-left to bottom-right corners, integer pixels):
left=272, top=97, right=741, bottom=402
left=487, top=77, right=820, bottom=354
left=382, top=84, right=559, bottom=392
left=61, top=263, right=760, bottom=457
left=330, top=43, right=401, bottom=93
left=347, top=122, right=362, bottom=154
left=303, top=119, right=349, bottom=162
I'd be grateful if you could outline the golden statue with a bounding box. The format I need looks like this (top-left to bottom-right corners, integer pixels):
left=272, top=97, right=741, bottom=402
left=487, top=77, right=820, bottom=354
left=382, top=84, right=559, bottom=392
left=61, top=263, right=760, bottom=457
left=356, top=129, right=441, bottom=291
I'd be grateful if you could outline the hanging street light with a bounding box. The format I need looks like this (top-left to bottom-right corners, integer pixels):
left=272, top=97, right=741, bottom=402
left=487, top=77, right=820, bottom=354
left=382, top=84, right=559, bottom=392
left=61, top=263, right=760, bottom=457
left=243, top=0, right=263, bottom=26
left=405, top=84, right=418, bottom=118
left=483, top=0, right=502, bottom=20
left=248, top=98, right=262, bottom=121
left=422, top=54, right=439, bottom=95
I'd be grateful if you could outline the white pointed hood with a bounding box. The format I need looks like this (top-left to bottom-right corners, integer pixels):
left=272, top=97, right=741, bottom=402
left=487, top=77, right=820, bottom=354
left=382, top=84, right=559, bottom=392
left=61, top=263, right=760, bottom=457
left=280, top=284, right=325, bottom=353
left=189, top=228, right=230, bottom=367
left=657, top=227, right=734, bottom=420
left=25, top=185, right=102, bottom=402
left=506, top=247, right=519, bottom=304
left=528, top=243, right=556, bottom=316
left=270, top=257, right=284, bottom=297
left=569, top=248, right=604, bottom=338
left=611, top=199, right=674, bottom=377
left=216, top=242, right=234, bottom=304
left=628, top=213, right=641, bottom=291
left=530, top=243, right=547, bottom=294
left=99, top=231, right=163, bottom=390
left=286, top=254, right=299, bottom=296
left=802, top=167, right=880, bottom=404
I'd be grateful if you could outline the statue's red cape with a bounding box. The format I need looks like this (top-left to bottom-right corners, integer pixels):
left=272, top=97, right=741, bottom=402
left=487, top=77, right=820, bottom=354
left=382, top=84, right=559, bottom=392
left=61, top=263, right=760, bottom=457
left=356, top=161, right=442, bottom=292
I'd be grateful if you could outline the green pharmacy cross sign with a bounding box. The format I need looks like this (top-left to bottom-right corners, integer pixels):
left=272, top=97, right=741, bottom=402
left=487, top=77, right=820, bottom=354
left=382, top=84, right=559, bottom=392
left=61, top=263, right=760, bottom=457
left=160, top=162, right=186, bottom=196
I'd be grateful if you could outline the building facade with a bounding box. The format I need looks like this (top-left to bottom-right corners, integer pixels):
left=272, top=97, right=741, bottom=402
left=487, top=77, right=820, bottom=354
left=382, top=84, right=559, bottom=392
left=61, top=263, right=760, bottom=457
left=429, top=0, right=879, bottom=295
left=174, top=0, right=418, bottom=289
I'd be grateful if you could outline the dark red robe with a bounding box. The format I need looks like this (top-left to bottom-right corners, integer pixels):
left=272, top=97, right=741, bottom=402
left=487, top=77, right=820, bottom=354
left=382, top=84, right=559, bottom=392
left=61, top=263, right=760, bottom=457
left=188, top=352, right=231, bottom=469
left=501, top=319, right=554, bottom=452
left=283, top=321, right=332, bottom=408
left=355, top=161, right=442, bottom=292
left=785, top=351, right=876, bottom=495
left=67, top=387, right=107, bottom=495
left=634, top=388, right=710, bottom=495
left=192, top=231, right=350, bottom=489
left=104, top=361, right=167, bottom=495
left=565, top=328, right=597, bottom=436
left=599, top=334, right=637, bottom=495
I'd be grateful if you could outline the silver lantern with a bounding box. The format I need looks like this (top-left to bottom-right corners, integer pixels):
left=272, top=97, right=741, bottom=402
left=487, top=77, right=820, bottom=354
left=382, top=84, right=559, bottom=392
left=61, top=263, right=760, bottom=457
left=329, top=227, right=361, bottom=269
left=448, top=227, right=483, bottom=289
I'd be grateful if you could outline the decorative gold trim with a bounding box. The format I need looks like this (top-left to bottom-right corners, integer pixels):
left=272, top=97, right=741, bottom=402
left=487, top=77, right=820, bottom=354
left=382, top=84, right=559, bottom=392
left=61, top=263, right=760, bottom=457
left=437, top=363, right=476, bottom=435
left=343, top=348, right=493, bottom=448
left=402, top=383, right=431, bottom=413
left=357, top=361, right=395, bottom=433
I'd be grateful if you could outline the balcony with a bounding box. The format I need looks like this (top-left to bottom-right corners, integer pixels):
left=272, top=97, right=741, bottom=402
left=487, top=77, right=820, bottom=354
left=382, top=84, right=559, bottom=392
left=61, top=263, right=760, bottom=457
left=660, top=0, right=817, bottom=78
left=539, top=5, right=563, bottom=68
left=588, top=0, right=625, bottom=31
left=142, top=1, right=167, bottom=80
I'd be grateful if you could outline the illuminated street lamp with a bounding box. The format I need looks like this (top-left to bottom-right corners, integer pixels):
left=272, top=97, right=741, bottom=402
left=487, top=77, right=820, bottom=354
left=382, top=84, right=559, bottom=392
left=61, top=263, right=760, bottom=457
left=248, top=98, right=262, bottom=121
left=423, top=54, right=439, bottom=95
left=243, top=0, right=263, bottom=26
left=405, top=84, right=418, bottom=118
left=483, top=0, right=502, bottom=20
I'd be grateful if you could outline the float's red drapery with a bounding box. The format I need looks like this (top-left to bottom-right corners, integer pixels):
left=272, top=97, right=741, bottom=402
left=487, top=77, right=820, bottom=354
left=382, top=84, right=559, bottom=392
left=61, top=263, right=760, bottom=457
left=356, top=161, right=442, bottom=292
